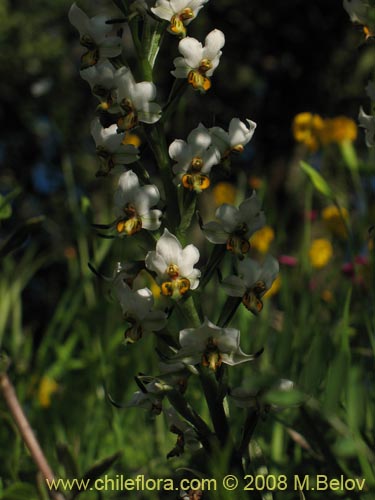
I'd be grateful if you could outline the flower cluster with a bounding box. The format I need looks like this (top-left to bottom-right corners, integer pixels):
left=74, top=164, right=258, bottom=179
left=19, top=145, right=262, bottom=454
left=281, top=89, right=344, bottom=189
left=69, top=0, right=280, bottom=461
left=169, top=119, right=256, bottom=192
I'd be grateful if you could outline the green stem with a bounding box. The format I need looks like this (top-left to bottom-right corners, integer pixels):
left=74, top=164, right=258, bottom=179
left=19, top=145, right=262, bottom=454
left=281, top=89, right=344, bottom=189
left=238, top=408, right=259, bottom=458
left=217, top=296, right=242, bottom=328
left=200, top=245, right=227, bottom=289
left=177, top=295, right=201, bottom=328
left=197, top=366, right=230, bottom=447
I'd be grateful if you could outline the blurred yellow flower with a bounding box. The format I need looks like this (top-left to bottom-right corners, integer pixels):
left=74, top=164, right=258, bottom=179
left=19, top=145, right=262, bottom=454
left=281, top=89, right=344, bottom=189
left=212, top=182, right=236, bottom=206
left=250, top=226, right=275, bottom=254
left=309, top=239, right=333, bottom=268
left=38, top=377, right=58, bottom=408
left=122, top=133, right=141, bottom=148
left=292, top=112, right=324, bottom=151
left=322, top=205, right=349, bottom=239
left=264, top=274, right=281, bottom=298
left=320, top=117, right=357, bottom=145
left=321, top=289, right=334, bottom=303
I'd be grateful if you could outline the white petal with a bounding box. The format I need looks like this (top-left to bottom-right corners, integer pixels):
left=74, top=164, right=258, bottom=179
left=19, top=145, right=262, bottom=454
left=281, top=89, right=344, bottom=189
left=221, top=275, right=247, bottom=297
left=215, top=204, right=240, bottom=231
left=151, top=0, right=174, bottom=20
left=178, top=37, right=203, bottom=68
left=68, top=3, right=89, bottom=36
left=358, top=106, right=375, bottom=147
left=187, top=268, right=201, bottom=289
left=114, top=170, right=140, bottom=209
left=228, top=118, right=257, bottom=147
left=187, top=124, right=212, bottom=154
left=145, top=251, right=168, bottom=277
left=202, top=29, right=225, bottom=61
left=141, top=209, right=162, bottom=231
left=201, top=145, right=221, bottom=173
left=171, top=57, right=190, bottom=78
left=202, top=221, right=228, bottom=244
left=138, top=102, right=162, bottom=124
left=155, top=229, right=182, bottom=265
left=136, top=185, right=160, bottom=215
left=178, top=244, right=200, bottom=275
left=169, top=139, right=190, bottom=163
left=209, top=126, right=229, bottom=155
left=142, top=310, right=168, bottom=332
left=238, top=258, right=263, bottom=288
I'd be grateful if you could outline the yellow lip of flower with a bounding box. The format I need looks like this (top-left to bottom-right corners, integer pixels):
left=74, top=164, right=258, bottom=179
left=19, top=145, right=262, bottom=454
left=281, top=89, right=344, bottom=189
left=122, top=133, right=141, bottom=148
left=182, top=173, right=210, bottom=192
left=201, top=338, right=222, bottom=371
left=250, top=225, right=275, bottom=254
left=38, top=377, right=59, bottom=408
left=169, top=15, right=187, bottom=37
left=363, top=25, right=375, bottom=40
left=161, top=278, right=190, bottom=298
left=308, top=238, right=333, bottom=269
left=212, top=182, right=236, bottom=206
left=187, top=70, right=211, bottom=92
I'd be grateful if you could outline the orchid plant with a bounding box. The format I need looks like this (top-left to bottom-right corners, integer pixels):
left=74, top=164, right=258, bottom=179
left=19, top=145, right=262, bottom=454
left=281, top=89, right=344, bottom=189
left=69, top=0, right=280, bottom=479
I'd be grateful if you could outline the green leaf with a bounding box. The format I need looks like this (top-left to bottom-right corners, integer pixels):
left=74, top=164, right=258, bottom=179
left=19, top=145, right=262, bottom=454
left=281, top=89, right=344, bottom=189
left=347, top=367, right=366, bottom=432
left=0, top=483, right=39, bottom=500
left=300, top=161, right=333, bottom=198
left=0, top=216, right=45, bottom=259
left=263, top=388, right=306, bottom=407
left=323, top=349, right=350, bottom=415
left=339, top=142, right=359, bottom=171
left=71, top=452, right=122, bottom=499
left=0, top=195, right=12, bottom=220
left=56, top=443, right=80, bottom=478
left=299, top=333, right=330, bottom=394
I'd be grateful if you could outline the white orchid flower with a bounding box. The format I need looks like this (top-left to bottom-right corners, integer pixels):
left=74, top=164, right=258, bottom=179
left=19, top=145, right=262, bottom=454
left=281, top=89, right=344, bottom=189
left=90, top=118, right=139, bottom=175
left=173, top=318, right=259, bottom=372
left=164, top=407, right=201, bottom=458
left=152, top=0, right=208, bottom=38
left=80, top=60, right=117, bottom=107
left=127, top=380, right=165, bottom=415
left=109, top=67, right=162, bottom=130
left=171, top=29, right=225, bottom=92
left=202, top=192, right=266, bottom=256
left=222, top=255, right=279, bottom=315
left=68, top=3, right=122, bottom=69
left=145, top=229, right=201, bottom=299
left=229, top=379, right=296, bottom=412
left=114, top=279, right=167, bottom=342
left=113, top=170, right=162, bottom=235
left=169, top=123, right=221, bottom=192
left=343, top=0, right=369, bottom=24
left=358, top=107, right=375, bottom=147
left=209, top=118, right=257, bottom=159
